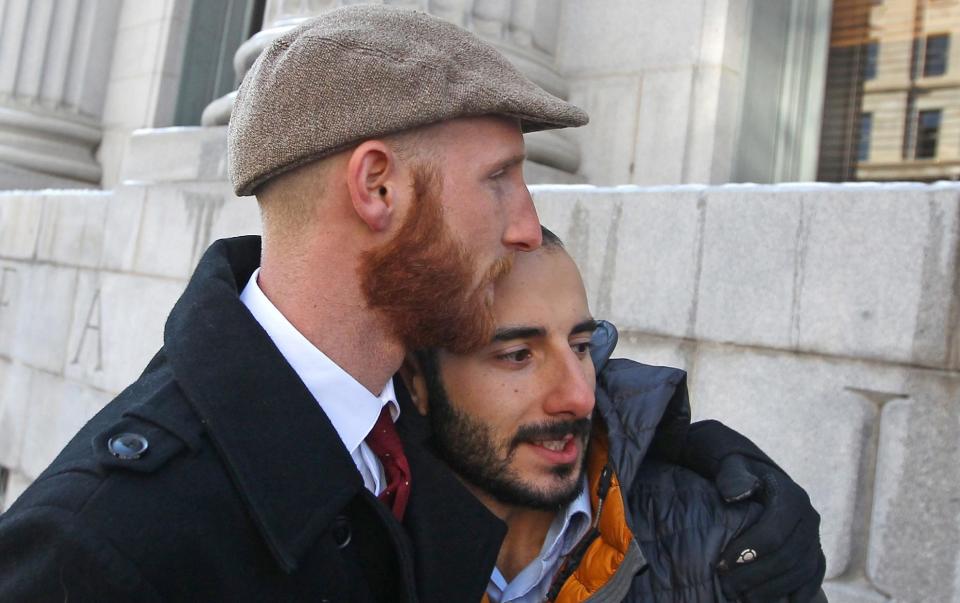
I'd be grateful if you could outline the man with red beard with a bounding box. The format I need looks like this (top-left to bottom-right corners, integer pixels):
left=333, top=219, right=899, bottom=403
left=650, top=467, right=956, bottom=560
left=0, top=6, right=822, bottom=603
left=402, top=229, right=827, bottom=602
left=0, top=7, right=568, bottom=602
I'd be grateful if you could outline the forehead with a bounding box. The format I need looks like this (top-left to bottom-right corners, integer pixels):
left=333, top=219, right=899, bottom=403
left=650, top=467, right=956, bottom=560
left=492, top=249, right=590, bottom=327
left=431, top=116, right=525, bottom=164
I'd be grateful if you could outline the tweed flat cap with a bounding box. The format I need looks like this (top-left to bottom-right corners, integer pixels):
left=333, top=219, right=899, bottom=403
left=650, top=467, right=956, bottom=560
left=228, top=4, right=588, bottom=196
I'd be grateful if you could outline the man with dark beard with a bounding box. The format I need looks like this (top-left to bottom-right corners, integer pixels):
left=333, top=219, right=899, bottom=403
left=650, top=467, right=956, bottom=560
left=0, top=6, right=822, bottom=603
left=402, top=230, right=827, bottom=602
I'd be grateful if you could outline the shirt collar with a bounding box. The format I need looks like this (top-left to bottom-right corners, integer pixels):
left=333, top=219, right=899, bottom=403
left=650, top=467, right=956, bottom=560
left=487, top=478, right=592, bottom=602
left=544, top=479, right=592, bottom=559
left=239, top=268, right=399, bottom=454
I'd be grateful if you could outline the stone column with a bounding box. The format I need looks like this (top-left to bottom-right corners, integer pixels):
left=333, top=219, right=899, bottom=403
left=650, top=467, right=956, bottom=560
left=201, top=0, right=582, bottom=181
left=0, top=0, right=122, bottom=189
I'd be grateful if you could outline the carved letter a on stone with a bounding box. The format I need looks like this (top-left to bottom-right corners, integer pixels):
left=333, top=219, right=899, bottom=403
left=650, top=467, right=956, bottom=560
left=72, top=288, right=103, bottom=371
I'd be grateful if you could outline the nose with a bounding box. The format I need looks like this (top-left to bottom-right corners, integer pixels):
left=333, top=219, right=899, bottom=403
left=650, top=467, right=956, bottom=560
left=543, top=347, right=595, bottom=419
left=502, top=186, right=542, bottom=252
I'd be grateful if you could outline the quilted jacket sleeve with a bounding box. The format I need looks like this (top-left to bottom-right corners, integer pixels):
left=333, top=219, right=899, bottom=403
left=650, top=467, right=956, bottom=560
left=624, top=461, right=764, bottom=603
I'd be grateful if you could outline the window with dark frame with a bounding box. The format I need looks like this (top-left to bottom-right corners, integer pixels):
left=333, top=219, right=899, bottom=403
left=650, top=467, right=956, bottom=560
left=864, top=41, right=879, bottom=79
left=924, top=34, right=950, bottom=77
left=858, top=113, right=873, bottom=161
left=915, top=109, right=942, bottom=159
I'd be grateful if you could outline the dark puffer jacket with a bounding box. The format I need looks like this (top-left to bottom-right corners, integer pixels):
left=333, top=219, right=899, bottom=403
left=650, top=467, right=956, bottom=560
left=546, top=358, right=763, bottom=602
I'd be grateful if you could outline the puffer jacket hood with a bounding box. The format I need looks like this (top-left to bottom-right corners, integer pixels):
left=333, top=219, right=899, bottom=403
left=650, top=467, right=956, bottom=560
left=594, top=358, right=692, bottom=490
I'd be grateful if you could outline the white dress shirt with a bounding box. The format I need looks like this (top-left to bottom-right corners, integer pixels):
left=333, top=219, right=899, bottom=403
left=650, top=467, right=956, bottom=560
left=239, top=268, right=398, bottom=495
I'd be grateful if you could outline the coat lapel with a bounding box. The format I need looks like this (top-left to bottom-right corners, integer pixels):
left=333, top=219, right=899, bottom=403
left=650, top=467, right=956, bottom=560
left=166, top=236, right=506, bottom=599
left=164, top=236, right=364, bottom=573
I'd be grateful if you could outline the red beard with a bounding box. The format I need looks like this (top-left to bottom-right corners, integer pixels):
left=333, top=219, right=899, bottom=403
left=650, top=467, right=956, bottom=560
left=360, top=165, right=512, bottom=353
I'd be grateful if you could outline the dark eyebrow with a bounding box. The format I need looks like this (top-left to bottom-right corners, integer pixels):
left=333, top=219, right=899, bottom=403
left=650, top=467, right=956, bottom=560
left=491, top=319, right=596, bottom=343
left=492, top=326, right=545, bottom=342
left=570, top=319, right=598, bottom=337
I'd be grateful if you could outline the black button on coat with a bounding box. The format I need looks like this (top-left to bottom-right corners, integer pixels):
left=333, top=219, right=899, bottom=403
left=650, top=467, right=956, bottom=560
left=0, top=236, right=505, bottom=602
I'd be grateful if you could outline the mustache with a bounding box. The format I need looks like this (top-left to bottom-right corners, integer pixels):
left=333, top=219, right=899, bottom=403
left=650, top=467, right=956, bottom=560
left=486, top=253, right=514, bottom=284
left=509, top=417, right=592, bottom=451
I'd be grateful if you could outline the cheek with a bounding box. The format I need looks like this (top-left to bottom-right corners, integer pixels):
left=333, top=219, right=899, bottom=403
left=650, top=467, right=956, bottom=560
left=442, top=365, right=529, bottom=425
left=446, top=186, right=506, bottom=248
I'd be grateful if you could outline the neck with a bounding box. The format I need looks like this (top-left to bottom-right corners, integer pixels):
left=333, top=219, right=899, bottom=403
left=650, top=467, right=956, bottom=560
left=470, top=487, right=558, bottom=583
left=257, top=237, right=403, bottom=394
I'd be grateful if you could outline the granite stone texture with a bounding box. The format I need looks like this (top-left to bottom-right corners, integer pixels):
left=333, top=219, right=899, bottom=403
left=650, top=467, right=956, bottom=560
left=19, top=372, right=112, bottom=479
left=0, top=359, right=27, bottom=472
left=62, top=270, right=186, bottom=394
left=132, top=183, right=258, bottom=280
left=868, top=383, right=960, bottom=603
left=556, top=0, right=749, bottom=186
left=0, top=192, right=43, bottom=259
left=34, top=192, right=111, bottom=268
left=9, top=264, right=79, bottom=374
left=98, top=185, right=146, bottom=272
left=535, top=184, right=960, bottom=370
left=821, top=580, right=889, bottom=603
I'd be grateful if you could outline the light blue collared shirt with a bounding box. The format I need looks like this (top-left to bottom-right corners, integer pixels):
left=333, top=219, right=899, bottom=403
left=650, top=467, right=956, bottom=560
left=485, top=480, right=593, bottom=603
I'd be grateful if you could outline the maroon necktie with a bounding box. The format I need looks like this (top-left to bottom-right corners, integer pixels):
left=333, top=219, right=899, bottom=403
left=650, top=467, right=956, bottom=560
left=365, top=406, right=411, bottom=521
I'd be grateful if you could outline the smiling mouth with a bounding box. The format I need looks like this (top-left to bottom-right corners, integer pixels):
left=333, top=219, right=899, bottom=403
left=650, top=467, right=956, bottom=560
left=535, top=434, right=573, bottom=452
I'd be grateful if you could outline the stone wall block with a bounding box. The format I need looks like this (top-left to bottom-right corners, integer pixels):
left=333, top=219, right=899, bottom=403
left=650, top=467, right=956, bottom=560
left=534, top=187, right=703, bottom=331
left=10, top=264, right=79, bottom=373
left=557, top=0, right=705, bottom=74
left=19, top=372, right=112, bottom=480
left=35, top=192, right=111, bottom=269
left=908, top=188, right=960, bottom=369
left=867, top=379, right=960, bottom=603
left=533, top=187, right=621, bottom=316
left=199, top=187, right=261, bottom=246
left=633, top=69, right=694, bottom=185
left=614, top=332, right=695, bottom=372
left=683, top=347, right=892, bottom=579
left=99, top=185, right=147, bottom=272
left=695, top=188, right=803, bottom=349
left=0, top=193, right=43, bottom=259
left=566, top=77, right=642, bottom=185
left=604, top=193, right=703, bottom=335
left=0, top=259, right=24, bottom=358
left=122, top=127, right=230, bottom=185
left=821, top=580, right=890, bottom=603
left=64, top=270, right=185, bottom=394
left=685, top=65, right=742, bottom=184
left=133, top=185, right=231, bottom=279
left=0, top=359, right=28, bottom=471
left=797, top=188, right=948, bottom=368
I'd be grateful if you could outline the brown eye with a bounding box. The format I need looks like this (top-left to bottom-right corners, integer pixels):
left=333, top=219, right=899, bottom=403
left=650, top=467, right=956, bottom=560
left=571, top=342, right=592, bottom=356
left=497, top=349, right=532, bottom=363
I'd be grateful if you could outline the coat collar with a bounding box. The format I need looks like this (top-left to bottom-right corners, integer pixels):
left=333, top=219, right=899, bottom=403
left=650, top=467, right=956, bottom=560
left=163, top=236, right=506, bottom=595
left=164, top=236, right=364, bottom=573
left=594, top=359, right=691, bottom=491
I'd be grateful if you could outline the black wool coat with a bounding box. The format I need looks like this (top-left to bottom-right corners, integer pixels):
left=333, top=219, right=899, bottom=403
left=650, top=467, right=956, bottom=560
left=0, top=236, right=506, bottom=602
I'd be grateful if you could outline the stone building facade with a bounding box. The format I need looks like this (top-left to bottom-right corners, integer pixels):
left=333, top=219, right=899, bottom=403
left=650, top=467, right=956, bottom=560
left=1, top=1, right=959, bottom=602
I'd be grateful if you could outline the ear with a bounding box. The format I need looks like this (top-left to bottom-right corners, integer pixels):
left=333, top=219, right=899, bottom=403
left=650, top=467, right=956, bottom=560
left=346, top=140, right=400, bottom=232
left=399, top=353, right=430, bottom=416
